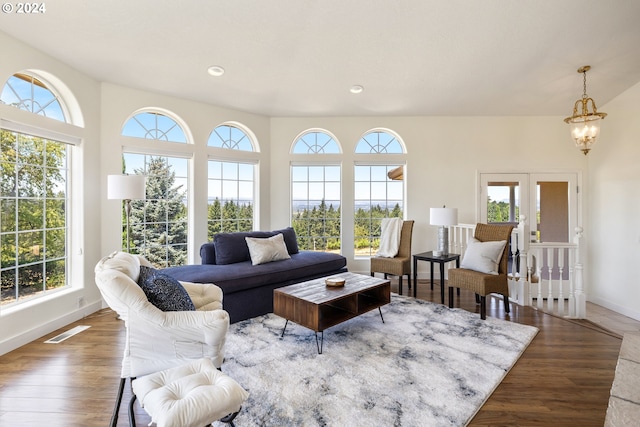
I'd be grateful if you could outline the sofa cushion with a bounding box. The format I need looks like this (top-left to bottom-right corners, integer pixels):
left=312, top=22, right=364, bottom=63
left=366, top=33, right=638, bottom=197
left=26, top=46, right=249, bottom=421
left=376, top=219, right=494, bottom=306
left=212, top=228, right=300, bottom=265
left=138, top=265, right=196, bottom=311
left=273, top=227, right=299, bottom=254
left=246, top=233, right=291, bottom=265
left=213, top=231, right=274, bottom=265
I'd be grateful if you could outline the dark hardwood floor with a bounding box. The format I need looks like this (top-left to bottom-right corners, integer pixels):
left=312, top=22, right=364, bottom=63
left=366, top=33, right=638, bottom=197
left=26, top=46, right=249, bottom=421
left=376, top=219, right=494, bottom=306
left=0, top=279, right=623, bottom=426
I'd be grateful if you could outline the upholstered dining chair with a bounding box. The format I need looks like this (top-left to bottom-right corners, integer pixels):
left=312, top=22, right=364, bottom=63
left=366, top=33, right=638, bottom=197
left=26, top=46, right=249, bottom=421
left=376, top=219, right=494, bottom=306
left=447, top=223, right=514, bottom=319
left=94, top=251, right=230, bottom=427
left=370, top=220, right=414, bottom=295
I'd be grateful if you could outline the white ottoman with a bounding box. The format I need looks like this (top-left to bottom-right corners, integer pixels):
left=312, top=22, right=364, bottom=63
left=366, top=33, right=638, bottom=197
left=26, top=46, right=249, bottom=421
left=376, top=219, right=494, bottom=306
left=131, top=358, right=249, bottom=427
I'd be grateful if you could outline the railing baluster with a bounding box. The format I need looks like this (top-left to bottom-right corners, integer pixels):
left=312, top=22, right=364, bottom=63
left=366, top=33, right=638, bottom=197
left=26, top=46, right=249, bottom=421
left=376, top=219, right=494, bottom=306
left=557, top=248, right=565, bottom=315
left=536, top=247, right=544, bottom=310
left=546, top=248, right=554, bottom=312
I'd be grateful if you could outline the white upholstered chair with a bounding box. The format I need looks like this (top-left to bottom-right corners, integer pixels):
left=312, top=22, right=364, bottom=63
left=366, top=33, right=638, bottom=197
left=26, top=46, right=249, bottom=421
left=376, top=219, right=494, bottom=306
left=94, top=251, right=230, bottom=427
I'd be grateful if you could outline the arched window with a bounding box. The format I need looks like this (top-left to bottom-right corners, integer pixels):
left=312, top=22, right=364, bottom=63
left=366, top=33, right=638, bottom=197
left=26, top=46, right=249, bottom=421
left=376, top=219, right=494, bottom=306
left=122, top=111, right=187, bottom=143
left=292, top=131, right=341, bottom=154
left=207, top=123, right=257, bottom=238
left=1, top=73, right=66, bottom=122
left=208, top=124, right=255, bottom=151
left=1, top=72, right=76, bottom=305
left=290, top=130, right=342, bottom=252
left=355, top=130, right=404, bottom=154
left=354, top=130, right=406, bottom=257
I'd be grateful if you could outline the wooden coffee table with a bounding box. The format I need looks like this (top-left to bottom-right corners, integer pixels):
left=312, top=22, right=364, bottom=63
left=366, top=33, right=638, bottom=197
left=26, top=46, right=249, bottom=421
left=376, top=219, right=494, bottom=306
left=273, top=272, right=391, bottom=353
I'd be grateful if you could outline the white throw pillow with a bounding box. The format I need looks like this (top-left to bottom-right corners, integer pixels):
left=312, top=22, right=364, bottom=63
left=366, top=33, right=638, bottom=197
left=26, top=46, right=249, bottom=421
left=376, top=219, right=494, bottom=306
left=460, top=237, right=507, bottom=275
left=245, top=233, right=291, bottom=265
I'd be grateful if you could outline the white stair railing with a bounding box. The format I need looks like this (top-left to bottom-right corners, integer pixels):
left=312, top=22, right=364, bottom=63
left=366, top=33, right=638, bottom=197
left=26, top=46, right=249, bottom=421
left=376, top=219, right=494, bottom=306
left=449, top=220, right=586, bottom=319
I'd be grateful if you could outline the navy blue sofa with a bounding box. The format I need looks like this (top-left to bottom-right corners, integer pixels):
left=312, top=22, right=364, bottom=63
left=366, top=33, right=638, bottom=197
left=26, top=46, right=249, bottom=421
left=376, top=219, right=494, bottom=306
left=163, top=228, right=347, bottom=323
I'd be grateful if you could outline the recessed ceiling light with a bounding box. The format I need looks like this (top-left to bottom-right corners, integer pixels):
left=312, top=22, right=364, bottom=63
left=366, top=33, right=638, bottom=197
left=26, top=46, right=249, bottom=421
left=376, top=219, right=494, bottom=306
left=207, top=66, right=225, bottom=77
left=350, top=85, right=364, bottom=94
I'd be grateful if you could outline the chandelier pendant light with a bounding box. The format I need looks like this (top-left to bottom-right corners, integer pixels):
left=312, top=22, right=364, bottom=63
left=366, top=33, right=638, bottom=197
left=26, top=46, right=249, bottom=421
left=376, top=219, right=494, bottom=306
left=564, top=65, right=607, bottom=155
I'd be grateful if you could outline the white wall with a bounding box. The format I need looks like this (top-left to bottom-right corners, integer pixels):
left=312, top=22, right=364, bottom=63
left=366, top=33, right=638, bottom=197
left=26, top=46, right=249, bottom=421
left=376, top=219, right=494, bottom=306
left=269, top=115, right=588, bottom=275
left=588, top=81, right=640, bottom=321
left=0, top=32, right=103, bottom=354
left=99, top=84, right=271, bottom=261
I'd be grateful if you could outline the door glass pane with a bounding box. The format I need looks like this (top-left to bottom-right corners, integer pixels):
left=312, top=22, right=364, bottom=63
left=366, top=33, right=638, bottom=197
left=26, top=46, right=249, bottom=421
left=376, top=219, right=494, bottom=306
left=487, top=182, right=519, bottom=224
left=536, top=181, right=569, bottom=243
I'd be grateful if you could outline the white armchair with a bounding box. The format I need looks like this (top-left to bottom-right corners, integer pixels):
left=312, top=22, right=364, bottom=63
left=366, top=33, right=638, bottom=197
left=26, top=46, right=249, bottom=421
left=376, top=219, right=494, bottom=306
left=94, top=251, right=230, bottom=427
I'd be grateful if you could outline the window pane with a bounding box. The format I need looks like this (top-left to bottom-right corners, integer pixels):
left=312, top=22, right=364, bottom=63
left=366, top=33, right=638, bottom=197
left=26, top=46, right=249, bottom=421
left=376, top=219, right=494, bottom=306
left=292, top=131, right=340, bottom=154
left=122, top=153, right=189, bottom=267
left=291, top=165, right=341, bottom=252
left=1, top=74, right=67, bottom=123
left=208, top=124, right=255, bottom=151
left=355, top=131, right=404, bottom=154
left=1, top=130, right=69, bottom=306
left=122, top=112, right=187, bottom=143
left=207, top=160, right=254, bottom=239
left=354, top=164, right=404, bottom=256
left=487, top=182, right=520, bottom=224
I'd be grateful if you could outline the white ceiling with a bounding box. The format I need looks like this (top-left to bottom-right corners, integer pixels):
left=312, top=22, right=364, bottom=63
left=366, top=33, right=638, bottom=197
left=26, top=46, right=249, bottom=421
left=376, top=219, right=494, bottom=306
left=1, top=0, right=640, bottom=117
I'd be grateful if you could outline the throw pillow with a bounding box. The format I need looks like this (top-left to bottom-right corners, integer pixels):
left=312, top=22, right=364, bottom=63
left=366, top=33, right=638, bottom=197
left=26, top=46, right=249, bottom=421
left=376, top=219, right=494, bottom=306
left=137, top=265, right=196, bottom=311
left=245, top=233, right=291, bottom=266
left=460, top=237, right=507, bottom=275
left=273, top=227, right=300, bottom=254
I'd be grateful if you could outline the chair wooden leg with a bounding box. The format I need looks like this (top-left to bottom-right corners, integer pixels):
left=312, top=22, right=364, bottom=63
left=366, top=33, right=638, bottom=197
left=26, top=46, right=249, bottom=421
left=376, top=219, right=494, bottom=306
left=398, top=276, right=403, bottom=295
left=475, top=293, right=481, bottom=304
left=480, top=296, right=487, bottom=320
left=407, top=274, right=411, bottom=289
left=370, top=272, right=374, bottom=277
left=503, top=293, right=510, bottom=313
left=448, top=286, right=454, bottom=308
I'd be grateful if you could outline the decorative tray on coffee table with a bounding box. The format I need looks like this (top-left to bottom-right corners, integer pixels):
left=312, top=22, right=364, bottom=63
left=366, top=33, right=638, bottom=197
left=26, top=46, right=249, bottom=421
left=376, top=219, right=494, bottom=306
left=325, top=277, right=346, bottom=287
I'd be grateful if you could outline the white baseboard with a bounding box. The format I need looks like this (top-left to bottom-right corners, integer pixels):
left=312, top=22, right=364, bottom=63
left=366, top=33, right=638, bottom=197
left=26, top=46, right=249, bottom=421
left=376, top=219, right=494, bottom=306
left=0, top=300, right=103, bottom=356
left=589, top=296, right=640, bottom=322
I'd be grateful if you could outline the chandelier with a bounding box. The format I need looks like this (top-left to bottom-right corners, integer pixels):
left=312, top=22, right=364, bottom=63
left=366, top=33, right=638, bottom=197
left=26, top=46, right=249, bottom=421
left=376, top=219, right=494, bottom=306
left=564, top=65, right=607, bottom=155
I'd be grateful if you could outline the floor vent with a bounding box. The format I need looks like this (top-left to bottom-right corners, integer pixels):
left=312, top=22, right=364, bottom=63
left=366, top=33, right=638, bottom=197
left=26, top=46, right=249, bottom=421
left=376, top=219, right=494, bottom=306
left=44, top=325, right=91, bottom=344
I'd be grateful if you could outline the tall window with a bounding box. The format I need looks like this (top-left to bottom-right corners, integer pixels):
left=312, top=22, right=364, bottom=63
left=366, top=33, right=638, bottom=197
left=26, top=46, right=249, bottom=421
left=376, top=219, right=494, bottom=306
left=122, top=153, right=188, bottom=268
left=1, top=72, right=73, bottom=306
left=207, top=160, right=254, bottom=238
left=1, top=130, right=69, bottom=305
left=207, top=123, right=257, bottom=238
left=291, top=131, right=341, bottom=252
left=354, top=130, right=405, bottom=257
left=0, top=73, right=66, bottom=122
left=291, top=165, right=341, bottom=252
left=122, top=111, right=187, bottom=143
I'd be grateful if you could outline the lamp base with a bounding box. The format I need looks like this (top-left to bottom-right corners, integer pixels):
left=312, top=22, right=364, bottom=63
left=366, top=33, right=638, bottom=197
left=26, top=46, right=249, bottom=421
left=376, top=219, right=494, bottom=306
left=437, top=226, right=449, bottom=256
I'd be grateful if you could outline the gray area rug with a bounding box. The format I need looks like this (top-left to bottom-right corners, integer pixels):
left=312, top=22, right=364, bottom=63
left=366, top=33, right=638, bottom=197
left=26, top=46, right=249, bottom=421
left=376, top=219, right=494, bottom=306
left=216, top=294, right=538, bottom=427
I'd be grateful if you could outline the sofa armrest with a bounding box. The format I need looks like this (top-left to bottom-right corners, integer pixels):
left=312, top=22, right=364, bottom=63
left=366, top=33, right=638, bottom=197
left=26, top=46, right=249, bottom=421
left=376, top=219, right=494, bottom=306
left=180, top=281, right=223, bottom=311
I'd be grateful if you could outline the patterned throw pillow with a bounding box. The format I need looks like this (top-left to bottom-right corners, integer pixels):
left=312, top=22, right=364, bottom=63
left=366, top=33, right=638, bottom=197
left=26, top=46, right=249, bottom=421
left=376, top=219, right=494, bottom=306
left=137, top=265, right=196, bottom=311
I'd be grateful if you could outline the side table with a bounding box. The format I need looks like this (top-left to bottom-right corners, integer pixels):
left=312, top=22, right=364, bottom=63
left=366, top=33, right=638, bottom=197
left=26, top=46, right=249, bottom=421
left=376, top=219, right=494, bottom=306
left=412, top=251, right=461, bottom=304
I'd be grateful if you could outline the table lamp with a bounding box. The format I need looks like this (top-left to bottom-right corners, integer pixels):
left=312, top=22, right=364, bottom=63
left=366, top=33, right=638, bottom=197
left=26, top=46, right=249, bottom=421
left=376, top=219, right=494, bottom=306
left=430, top=206, right=458, bottom=256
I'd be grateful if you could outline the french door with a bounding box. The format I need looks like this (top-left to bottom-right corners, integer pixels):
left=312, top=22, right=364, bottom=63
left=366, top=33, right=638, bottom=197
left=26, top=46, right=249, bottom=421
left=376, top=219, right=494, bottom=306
left=479, top=172, right=579, bottom=244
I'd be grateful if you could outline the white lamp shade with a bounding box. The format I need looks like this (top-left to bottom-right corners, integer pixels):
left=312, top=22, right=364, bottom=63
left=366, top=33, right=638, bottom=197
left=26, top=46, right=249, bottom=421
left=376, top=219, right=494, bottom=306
left=430, top=207, right=458, bottom=226
left=107, top=174, right=146, bottom=200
